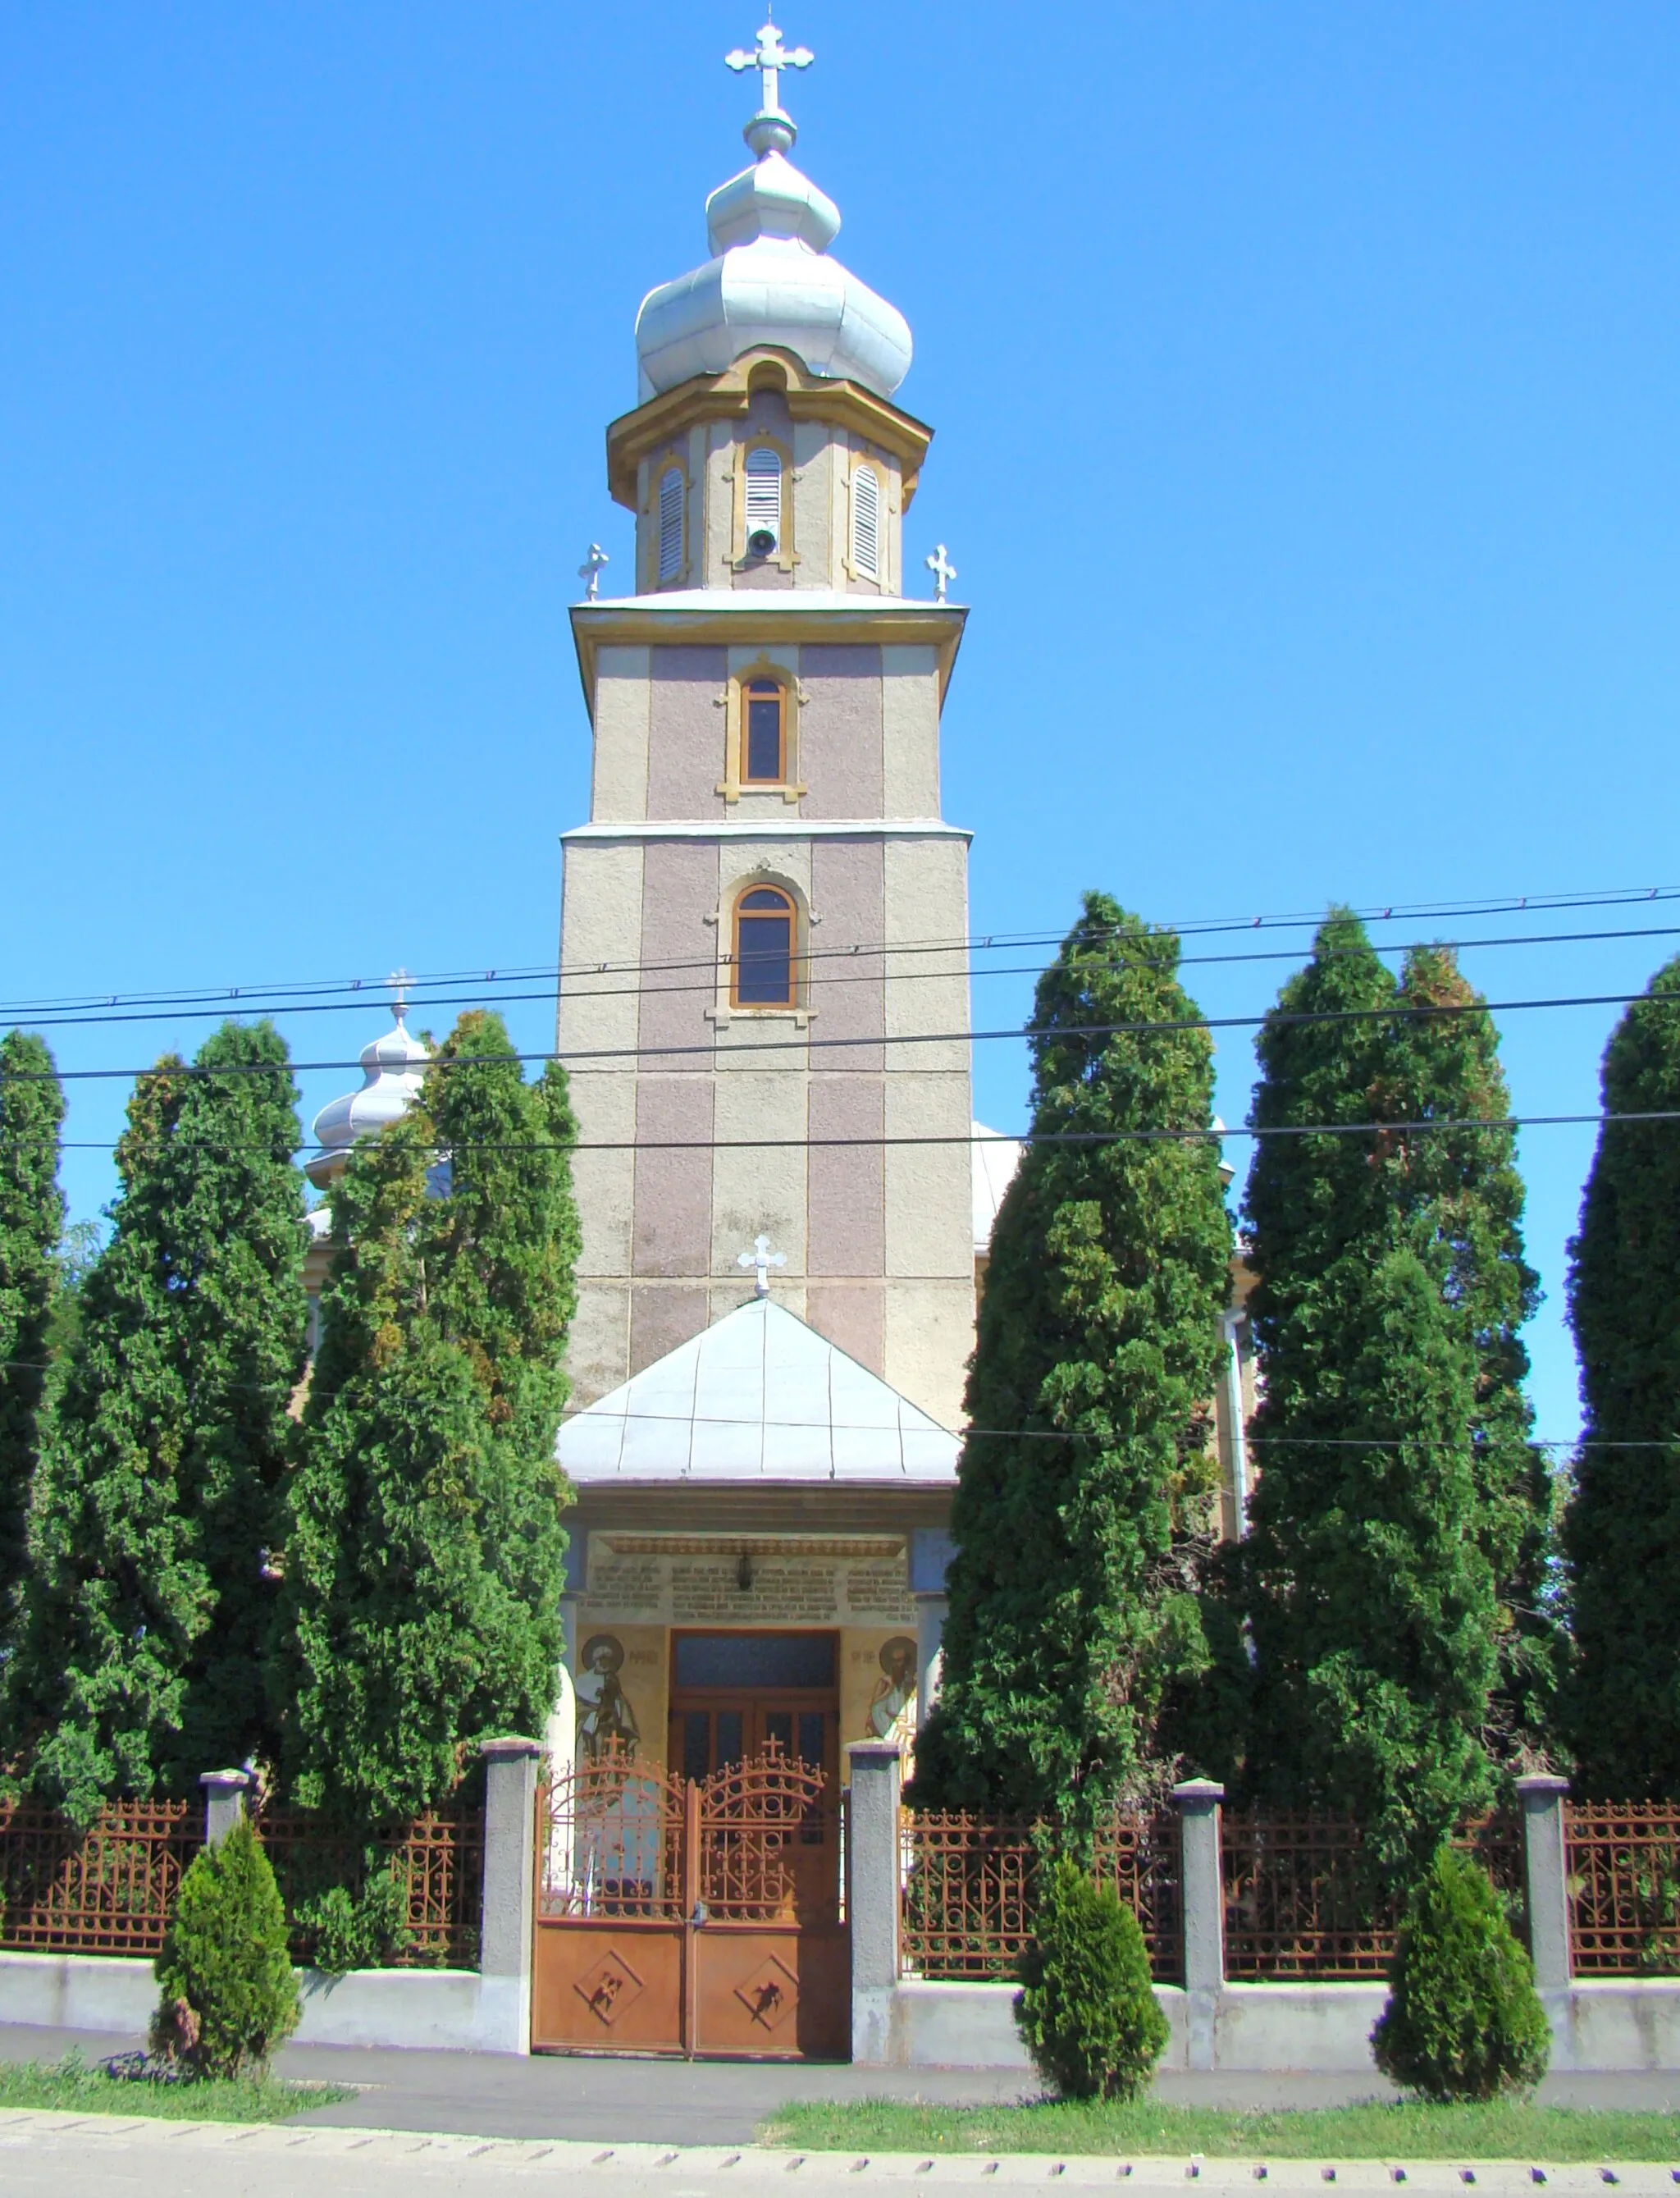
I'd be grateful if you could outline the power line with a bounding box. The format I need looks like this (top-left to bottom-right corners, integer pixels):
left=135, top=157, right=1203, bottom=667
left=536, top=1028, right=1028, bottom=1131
left=1, top=884, right=1672, bottom=1024
left=0, top=1361, right=1642, bottom=1452
left=0, top=988, right=1669, bottom=1085
left=31, top=1108, right=1680, bottom=1158
left=13, top=921, right=1680, bottom=1035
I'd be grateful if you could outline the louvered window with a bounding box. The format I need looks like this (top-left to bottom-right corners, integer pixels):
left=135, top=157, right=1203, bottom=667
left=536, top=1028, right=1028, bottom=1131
left=851, top=464, right=881, bottom=579
left=744, top=446, right=782, bottom=549
left=657, top=466, right=684, bottom=583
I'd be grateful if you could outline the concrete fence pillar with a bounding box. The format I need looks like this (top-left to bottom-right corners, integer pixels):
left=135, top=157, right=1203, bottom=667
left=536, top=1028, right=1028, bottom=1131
left=1517, top=1773, right=1573, bottom=1994
left=479, top=1736, right=542, bottom=2055
left=1172, top=1778, right=1226, bottom=2073
left=847, top=1739, right=902, bottom=2066
left=199, top=1768, right=250, bottom=1847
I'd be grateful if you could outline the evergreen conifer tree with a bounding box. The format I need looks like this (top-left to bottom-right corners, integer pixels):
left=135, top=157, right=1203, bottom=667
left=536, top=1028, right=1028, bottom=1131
left=276, top=1010, right=578, bottom=1826
left=9, top=1024, right=308, bottom=1822
left=911, top=895, right=1232, bottom=1835
left=0, top=1032, right=65, bottom=1643
left=1240, top=918, right=1534, bottom=1870
left=1563, top=954, right=1680, bottom=1794
left=1377, top=947, right=1553, bottom=1750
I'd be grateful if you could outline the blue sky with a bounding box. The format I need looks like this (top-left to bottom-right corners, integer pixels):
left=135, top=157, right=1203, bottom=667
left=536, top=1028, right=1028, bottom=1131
left=1, top=2, right=1675, bottom=1442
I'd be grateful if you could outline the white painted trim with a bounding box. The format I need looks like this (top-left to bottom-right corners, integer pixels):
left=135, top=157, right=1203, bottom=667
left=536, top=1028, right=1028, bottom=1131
left=562, top=820, right=972, bottom=843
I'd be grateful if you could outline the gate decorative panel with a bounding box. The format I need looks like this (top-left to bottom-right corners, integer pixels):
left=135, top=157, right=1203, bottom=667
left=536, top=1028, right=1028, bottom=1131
left=531, top=1748, right=847, bottom=2059
left=692, top=1753, right=847, bottom=2059
left=532, top=1754, right=690, bottom=2055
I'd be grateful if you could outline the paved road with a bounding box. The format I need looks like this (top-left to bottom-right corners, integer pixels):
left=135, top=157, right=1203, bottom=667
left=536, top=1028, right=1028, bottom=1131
left=2, top=2024, right=1678, bottom=2145
left=2, top=2113, right=1679, bottom=2198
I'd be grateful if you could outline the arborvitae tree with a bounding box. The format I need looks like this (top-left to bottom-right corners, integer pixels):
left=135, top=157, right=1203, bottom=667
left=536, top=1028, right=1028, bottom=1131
left=1244, top=1236, right=1500, bottom=1875
left=9, top=1025, right=308, bottom=1822
left=911, top=894, right=1232, bottom=1837
left=1564, top=954, right=1680, bottom=1795
left=276, top=1010, right=578, bottom=1827
left=0, top=1032, right=65, bottom=1643
left=1240, top=917, right=1536, bottom=1870
left=1376, top=947, right=1553, bottom=1752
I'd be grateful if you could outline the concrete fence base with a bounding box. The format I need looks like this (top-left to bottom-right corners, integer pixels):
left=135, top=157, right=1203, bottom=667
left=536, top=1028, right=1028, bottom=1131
left=0, top=1950, right=520, bottom=2054
left=874, top=1976, right=1680, bottom=2074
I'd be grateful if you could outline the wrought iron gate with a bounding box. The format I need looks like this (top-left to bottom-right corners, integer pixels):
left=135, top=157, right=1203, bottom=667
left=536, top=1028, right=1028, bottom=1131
left=532, top=1751, right=849, bottom=2059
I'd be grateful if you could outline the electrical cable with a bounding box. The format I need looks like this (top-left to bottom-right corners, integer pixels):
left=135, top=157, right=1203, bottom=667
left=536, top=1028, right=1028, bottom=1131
left=13, top=921, right=1680, bottom=1034
left=28, top=1107, right=1680, bottom=1158
left=0, top=988, right=1669, bottom=1083
left=0, top=883, right=1672, bottom=1023
left=0, top=1360, right=1654, bottom=1454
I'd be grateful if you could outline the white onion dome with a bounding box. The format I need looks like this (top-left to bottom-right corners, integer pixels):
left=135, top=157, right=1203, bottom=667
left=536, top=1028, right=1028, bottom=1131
left=634, top=30, right=911, bottom=402
left=306, top=1002, right=430, bottom=1189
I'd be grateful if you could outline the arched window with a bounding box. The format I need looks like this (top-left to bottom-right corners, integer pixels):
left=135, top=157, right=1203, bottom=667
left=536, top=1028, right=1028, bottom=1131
left=733, top=885, right=797, bottom=1008
left=744, top=445, right=783, bottom=556
left=742, top=678, right=786, bottom=784
left=657, top=465, right=684, bottom=583
left=851, top=463, right=881, bottom=580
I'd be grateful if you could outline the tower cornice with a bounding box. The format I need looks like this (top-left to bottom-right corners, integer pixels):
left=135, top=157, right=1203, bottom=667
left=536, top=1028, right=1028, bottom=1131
left=568, top=592, right=966, bottom=721
left=605, top=349, right=933, bottom=514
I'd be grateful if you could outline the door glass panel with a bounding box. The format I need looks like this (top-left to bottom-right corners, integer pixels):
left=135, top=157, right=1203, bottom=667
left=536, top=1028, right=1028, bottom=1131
left=797, top=1711, right=825, bottom=1769
left=674, top=1633, right=836, bottom=1690
left=715, top=1711, right=743, bottom=1769
left=764, top=1709, right=792, bottom=1759
left=682, top=1711, right=710, bottom=1784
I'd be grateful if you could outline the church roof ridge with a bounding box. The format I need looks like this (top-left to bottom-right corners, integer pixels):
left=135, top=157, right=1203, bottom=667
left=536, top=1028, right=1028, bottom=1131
left=556, top=1295, right=961, bottom=1487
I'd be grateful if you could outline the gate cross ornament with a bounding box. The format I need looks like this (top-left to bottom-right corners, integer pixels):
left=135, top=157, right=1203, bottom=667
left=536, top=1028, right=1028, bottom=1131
left=737, top=1233, right=787, bottom=1297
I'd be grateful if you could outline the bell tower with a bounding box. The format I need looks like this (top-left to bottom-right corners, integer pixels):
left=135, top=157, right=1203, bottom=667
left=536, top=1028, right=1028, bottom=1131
left=557, top=20, right=975, bottom=1431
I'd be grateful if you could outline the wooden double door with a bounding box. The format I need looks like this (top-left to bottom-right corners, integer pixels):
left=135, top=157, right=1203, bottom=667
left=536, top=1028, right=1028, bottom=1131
left=532, top=1631, right=849, bottom=2061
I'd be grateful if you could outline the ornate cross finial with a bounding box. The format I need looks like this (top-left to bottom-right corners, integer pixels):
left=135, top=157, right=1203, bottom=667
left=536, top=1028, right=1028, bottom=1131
left=387, top=967, right=413, bottom=1023
left=925, top=544, right=957, bottom=602
left=726, top=17, right=813, bottom=158
left=578, top=543, right=609, bottom=601
left=737, top=1232, right=788, bottom=1298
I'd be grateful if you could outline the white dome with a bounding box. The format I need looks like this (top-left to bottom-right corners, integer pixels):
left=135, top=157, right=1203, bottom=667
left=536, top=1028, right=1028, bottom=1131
left=307, top=1005, right=430, bottom=1187
left=634, top=133, right=911, bottom=400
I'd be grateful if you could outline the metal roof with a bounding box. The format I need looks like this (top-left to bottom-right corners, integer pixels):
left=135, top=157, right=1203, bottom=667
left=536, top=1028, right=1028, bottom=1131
left=556, top=1296, right=961, bottom=1486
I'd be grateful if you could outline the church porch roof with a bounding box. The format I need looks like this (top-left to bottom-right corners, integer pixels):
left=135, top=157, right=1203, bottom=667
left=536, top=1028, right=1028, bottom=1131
left=556, top=1296, right=961, bottom=1488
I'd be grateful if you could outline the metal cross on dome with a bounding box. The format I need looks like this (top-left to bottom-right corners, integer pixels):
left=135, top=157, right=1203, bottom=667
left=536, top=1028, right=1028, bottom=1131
left=737, top=1232, right=788, bottom=1298
left=387, top=967, right=413, bottom=1022
left=925, top=544, right=957, bottom=602
left=725, top=17, right=813, bottom=120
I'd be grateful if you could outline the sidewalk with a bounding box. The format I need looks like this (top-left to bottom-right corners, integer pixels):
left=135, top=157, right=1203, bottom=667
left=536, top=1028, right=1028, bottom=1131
left=1, top=2022, right=1677, bottom=2144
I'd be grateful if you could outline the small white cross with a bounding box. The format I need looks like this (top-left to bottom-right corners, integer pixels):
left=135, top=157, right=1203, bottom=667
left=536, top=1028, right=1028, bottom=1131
left=925, top=544, right=956, bottom=602
left=578, top=543, right=609, bottom=601
left=387, top=967, right=413, bottom=1022
left=737, top=1232, right=787, bottom=1298
left=725, top=17, right=813, bottom=120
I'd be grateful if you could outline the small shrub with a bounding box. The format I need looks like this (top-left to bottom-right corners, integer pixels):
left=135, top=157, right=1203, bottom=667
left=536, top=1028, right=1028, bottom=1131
left=1372, top=1845, right=1550, bottom=2101
left=293, top=1854, right=413, bottom=1976
left=152, top=1819, right=299, bottom=2079
left=1015, top=1856, right=1168, bottom=2100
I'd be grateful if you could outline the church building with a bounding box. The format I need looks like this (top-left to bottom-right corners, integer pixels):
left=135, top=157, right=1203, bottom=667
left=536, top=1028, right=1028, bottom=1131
left=302, top=21, right=1255, bottom=1794
left=550, top=23, right=972, bottom=1785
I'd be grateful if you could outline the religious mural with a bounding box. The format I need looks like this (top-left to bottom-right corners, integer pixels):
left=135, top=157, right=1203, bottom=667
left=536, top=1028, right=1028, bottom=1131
left=864, top=1636, right=918, bottom=1741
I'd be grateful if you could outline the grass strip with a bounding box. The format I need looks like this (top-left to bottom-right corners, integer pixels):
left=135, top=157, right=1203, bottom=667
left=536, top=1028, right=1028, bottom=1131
left=0, top=2051, right=350, bottom=2125
left=762, top=2098, right=1680, bottom=2162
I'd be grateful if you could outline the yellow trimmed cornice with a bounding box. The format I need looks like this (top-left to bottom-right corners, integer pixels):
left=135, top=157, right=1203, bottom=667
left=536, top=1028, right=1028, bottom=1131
left=606, top=348, right=934, bottom=514
left=568, top=596, right=967, bottom=722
